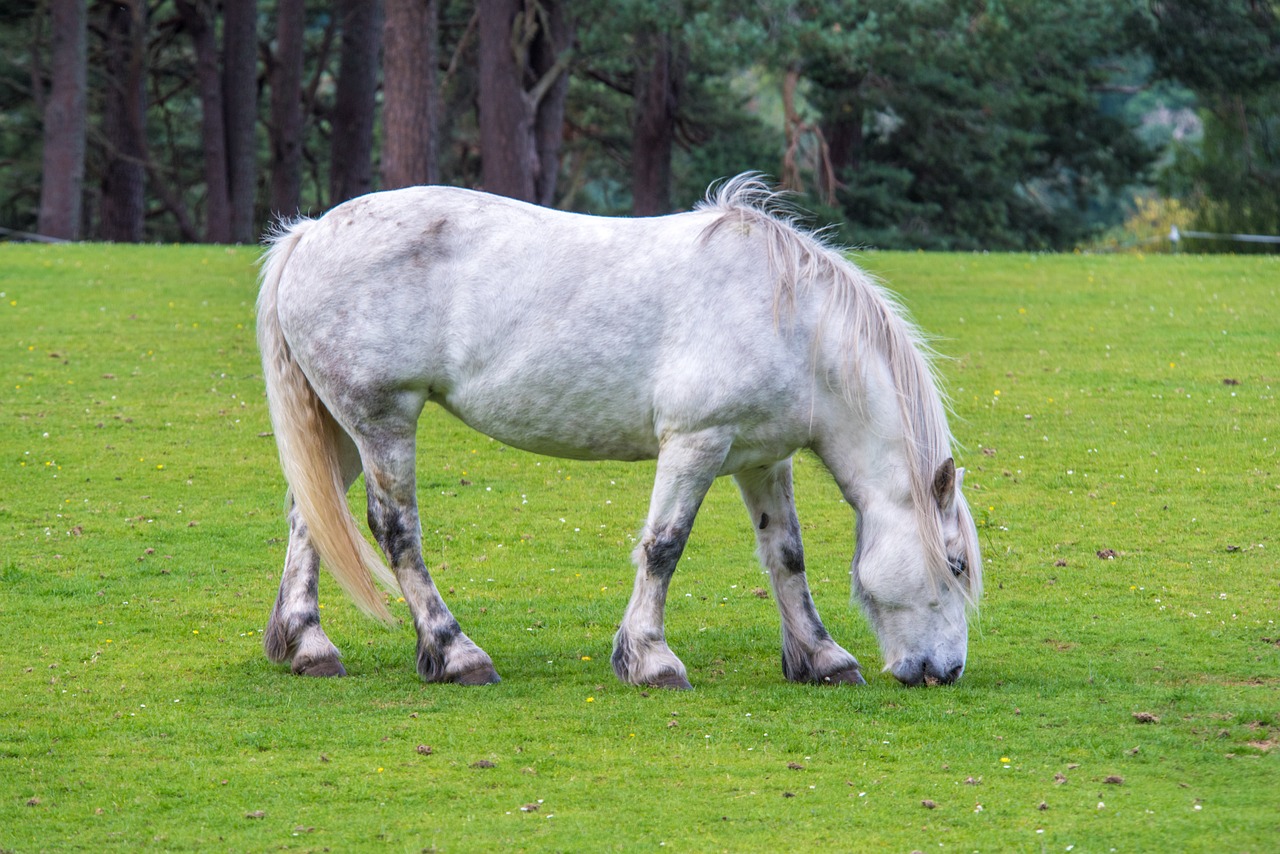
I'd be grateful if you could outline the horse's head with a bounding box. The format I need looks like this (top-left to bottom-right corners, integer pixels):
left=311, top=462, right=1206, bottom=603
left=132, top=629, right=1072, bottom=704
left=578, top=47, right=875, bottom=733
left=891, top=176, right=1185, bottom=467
left=852, top=458, right=982, bottom=686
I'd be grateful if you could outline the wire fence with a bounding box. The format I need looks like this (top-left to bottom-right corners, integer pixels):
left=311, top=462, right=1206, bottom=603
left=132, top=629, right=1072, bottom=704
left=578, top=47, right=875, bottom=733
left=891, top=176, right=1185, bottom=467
left=0, top=226, right=68, bottom=243
left=1170, top=225, right=1280, bottom=247
left=1091, top=224, right=1280, bottom=253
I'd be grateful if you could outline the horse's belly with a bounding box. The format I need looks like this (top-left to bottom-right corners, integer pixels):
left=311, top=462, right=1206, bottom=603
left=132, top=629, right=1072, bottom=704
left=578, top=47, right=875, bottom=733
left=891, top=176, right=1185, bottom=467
left=433, top=387, right=661, bottom=462
left=435, top=368, right=809, bottom=469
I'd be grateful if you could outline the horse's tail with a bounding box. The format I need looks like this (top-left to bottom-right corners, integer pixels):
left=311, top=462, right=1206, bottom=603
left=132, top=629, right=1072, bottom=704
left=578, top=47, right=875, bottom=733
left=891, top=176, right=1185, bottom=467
left=257, top=220, right=397, bottom=624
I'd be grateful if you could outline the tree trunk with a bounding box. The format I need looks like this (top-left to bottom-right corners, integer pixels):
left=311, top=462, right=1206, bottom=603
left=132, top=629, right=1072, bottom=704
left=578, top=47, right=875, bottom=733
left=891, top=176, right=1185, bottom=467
left=530, top=0, right=570, bottom=206
left=38, top=0, right=87, bottom=240
left=477, top=0, right=571, bottom=204
left=780, top=66, right=836, bottom=204
left=99, top=1, right=147, bottom=243
left=176, top=0, right=232, bottom=242
left=382, top=0, right=440, bottom=189
left=478, top=0, right=535, bottom=201
left=329, top=0, right=383, bottom=206
left=269, top=0, right=306, bottom=215
left=223, top=0, right=259, bottom=242
left=631, top=29, right=680, bottom=216
left=820, top=92, right=863, bottom=193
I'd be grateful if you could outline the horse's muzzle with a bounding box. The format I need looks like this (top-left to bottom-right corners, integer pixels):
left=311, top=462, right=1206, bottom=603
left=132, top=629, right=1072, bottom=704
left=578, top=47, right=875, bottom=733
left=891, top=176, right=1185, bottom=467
left=891, top=657, right=964, bottom=687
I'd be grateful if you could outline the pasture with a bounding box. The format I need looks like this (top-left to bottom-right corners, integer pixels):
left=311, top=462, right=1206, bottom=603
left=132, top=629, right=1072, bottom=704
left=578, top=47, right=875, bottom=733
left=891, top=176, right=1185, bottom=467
left=1, top=243, right=1276, bottom=851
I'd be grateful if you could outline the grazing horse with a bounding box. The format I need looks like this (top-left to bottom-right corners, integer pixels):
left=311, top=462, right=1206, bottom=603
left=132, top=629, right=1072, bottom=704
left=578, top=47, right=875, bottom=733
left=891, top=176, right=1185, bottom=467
left=256, top=175, right=982, bottom=689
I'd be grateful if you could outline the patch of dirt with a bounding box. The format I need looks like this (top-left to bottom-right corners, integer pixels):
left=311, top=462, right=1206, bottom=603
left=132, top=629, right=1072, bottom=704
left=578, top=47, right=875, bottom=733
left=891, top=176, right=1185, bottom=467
left=1096, top=549, right=1117, bottom=560
left=1190, top=675, right=1279, bottom=688
left=1133, top=712, right=1160, bottom=723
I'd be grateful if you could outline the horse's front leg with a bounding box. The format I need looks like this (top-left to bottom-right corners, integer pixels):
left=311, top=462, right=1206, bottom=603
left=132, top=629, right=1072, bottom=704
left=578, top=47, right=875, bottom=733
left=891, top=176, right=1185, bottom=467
left=734, top=461, right=865, bottom=685
left=612, top=430, right=730, bottom=690
left=361, top=432, right=500, bottom=685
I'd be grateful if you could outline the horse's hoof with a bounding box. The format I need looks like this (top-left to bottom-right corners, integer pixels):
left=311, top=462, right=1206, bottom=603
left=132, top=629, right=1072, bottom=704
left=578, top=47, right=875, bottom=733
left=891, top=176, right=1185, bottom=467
left=820, top=667, right=866, bottom=686
left=452, top=664, right=501, bottom=685
left=648, top=672, right=693, bottom=691
left=293, top=656, right=347, bottom=677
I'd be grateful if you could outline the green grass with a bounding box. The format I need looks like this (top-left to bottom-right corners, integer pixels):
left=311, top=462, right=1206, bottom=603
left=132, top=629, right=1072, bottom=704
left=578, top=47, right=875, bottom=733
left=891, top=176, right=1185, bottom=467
left=1, top=244, right=1276, bottom=851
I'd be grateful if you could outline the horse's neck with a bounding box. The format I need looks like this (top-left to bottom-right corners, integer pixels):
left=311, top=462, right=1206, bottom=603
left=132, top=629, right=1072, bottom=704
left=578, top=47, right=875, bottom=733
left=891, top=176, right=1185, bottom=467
left=812, top=352, right=915, bottom=512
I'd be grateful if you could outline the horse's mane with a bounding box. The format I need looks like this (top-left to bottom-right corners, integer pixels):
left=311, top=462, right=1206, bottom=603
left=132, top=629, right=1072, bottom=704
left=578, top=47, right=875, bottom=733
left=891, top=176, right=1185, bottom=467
left=696, top=174, right=981, bottom=606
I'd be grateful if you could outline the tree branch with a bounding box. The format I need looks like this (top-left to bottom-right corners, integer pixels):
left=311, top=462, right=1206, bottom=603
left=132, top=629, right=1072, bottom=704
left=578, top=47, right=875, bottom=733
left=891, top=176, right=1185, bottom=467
left=303, top=13, right=337, bottom=122
left=581, top=66, right=633, bottom=97
left=144, top=158, right=200, bottom=241
left=440, top=7, right=478, bottom=93
left=510, top=1, right=539, bottom=71
left=1091, top=83, right=1146, bottom=94
left=527, top=45, right=573, bottom=108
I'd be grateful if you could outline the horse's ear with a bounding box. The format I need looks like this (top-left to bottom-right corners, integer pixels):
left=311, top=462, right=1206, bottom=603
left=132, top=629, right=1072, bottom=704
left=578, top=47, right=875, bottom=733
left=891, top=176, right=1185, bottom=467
left=932, top=457, right=956, bottom=511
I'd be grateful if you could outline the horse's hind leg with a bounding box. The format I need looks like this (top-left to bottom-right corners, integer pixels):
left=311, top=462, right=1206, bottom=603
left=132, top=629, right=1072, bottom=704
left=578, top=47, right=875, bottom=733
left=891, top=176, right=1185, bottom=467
left=359, top=429, right=500, bottom=685
left=263, top=431, right=361, bottom=677
left=734, top=461, right=865, bottom=685
left=612, top=430, right=731, bottom=690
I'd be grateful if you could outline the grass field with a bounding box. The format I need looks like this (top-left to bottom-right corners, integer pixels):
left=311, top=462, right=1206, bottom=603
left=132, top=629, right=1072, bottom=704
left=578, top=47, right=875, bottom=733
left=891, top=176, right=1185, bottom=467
left=1, top=243, right=1276, bottom=852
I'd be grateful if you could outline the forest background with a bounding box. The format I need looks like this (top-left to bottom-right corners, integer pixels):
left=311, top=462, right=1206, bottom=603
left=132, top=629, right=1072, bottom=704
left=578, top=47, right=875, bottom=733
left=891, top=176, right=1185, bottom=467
left=3, top=0, right=1279, bottom=252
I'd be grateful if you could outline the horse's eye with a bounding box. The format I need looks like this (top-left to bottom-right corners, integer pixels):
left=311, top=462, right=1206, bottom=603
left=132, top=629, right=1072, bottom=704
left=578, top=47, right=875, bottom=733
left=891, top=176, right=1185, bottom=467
left=948, top=556, right=967, bottom=577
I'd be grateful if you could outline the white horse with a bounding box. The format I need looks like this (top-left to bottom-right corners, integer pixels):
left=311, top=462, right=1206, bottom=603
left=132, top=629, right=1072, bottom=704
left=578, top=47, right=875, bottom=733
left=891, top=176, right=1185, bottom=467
left=256, top=175, right=982, bottom=689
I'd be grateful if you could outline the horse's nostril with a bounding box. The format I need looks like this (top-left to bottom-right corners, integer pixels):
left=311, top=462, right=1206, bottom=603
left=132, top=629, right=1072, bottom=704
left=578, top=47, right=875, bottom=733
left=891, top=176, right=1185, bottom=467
left=891, top=659, right=925, bottom=686
left=917, top=660, right=964, bottom=686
